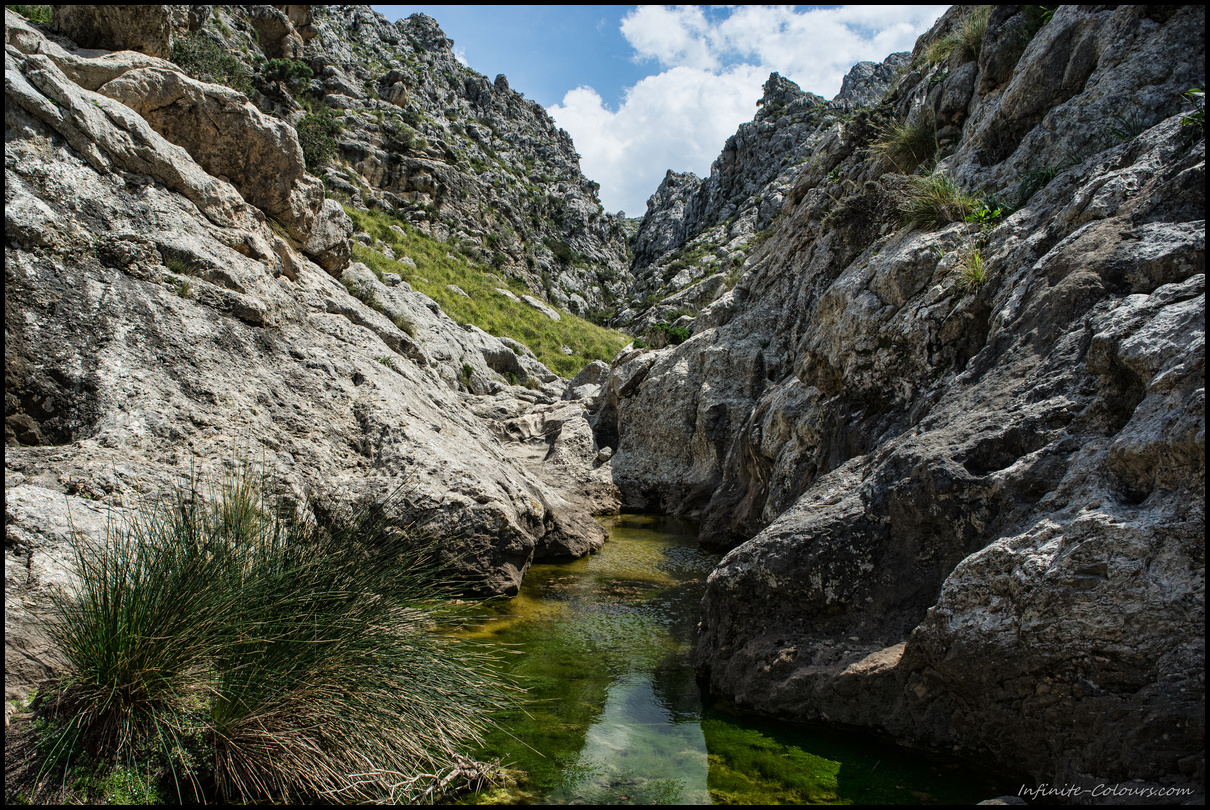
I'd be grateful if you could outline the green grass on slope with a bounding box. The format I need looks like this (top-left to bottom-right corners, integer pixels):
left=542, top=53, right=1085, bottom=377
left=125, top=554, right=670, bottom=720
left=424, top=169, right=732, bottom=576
left=345, top=206, right=629, bottom=378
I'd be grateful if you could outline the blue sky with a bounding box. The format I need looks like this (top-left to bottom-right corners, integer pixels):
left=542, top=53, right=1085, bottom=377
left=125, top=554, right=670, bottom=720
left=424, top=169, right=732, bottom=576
left=372, top=6, right=947, bottom=215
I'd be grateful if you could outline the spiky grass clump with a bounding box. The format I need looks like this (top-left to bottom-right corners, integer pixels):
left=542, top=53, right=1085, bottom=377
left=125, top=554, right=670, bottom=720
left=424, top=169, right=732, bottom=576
left=955, top=243, right=988, bottom=294
left=926, top=5, right=992, bottom=65
left=38, top=470, right=507, bottom=804
left=898, top=171, right=979, bottom=229
left=870, top=114, right=937, bottom=174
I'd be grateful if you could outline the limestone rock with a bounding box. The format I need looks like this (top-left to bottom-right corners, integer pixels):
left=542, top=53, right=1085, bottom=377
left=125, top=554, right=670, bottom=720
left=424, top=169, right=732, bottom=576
left=622, top=59, right=902, bottom=325
left=51, top=4, right=188, bottom=59
left=521, top=295, right=561, bottom=321
left=4, top=9, right=607, bottom=707
left=834, top=53, right=910, bottom=111
left=605, top=3, right=1206, bottom=794
left=97, top=66, right=325, bottom=244
left=303, top=199, right=354, bottom=275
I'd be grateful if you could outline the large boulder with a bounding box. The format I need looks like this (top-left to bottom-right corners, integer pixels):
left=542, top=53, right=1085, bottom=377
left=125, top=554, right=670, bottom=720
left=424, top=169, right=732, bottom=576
left=51, top=5, right=192, bottom=59
left=97, top=67, right=325, bottom=243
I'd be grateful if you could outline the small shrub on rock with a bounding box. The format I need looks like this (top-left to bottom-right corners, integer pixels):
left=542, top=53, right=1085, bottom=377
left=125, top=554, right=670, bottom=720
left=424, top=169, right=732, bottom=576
left=297, top=108, right=340, bottom=172
left=170, top=33, right=254, bottom=97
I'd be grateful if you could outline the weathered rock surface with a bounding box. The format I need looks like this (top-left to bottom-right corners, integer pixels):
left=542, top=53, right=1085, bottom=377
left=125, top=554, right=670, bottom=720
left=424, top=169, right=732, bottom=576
left=51, top=4, right=194, bottom=60
left=604, top=3, right=1205, bottom=795
left=98, top=65, right=329, bottom=245
left=158, top=5, right=633, bottom=316
left=4, top=7, right=608, bottom=709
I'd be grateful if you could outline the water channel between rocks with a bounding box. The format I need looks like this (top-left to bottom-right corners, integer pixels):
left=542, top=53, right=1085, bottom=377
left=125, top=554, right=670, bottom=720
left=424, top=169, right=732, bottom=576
left=453, top=514, right=1008, bottom=805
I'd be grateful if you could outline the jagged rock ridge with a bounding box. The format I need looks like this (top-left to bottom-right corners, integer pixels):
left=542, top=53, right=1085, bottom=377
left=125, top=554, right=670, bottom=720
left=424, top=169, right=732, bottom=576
left=616, top=57, right=908, bottom=336
left=210, top=4, right=632, bottom=317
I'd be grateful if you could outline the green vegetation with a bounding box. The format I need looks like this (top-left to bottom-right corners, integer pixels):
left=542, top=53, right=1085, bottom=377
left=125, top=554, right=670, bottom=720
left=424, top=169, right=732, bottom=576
left=162, top=255, right=193, bottom=277
left=1181, top=87, right=1205, bottom=137
left=345, top=206, right=630, bottom=377
left=954, top=242, right=988, bottom=294
left=870, top=113, right=937, bottom=174
left=297, top=106, right=341, bottom=171
left=6, top=4, right=51, bottom=23
left=1016, top=164, right=1066, bottom=204
left=898, top=171, right=978, bottom=229
left=32, top=469, right=506, bottom=804
left=965, top=198, right=1005, bottom=227
left=170, top=33, right=254, bottom=97
left=1106, top=106, right=1152, bottom=143
left=262, top=58, right=313, bottom=91
left=926, top=5, right=992, bottom=65
left=648, top=320, right=692, bottom=346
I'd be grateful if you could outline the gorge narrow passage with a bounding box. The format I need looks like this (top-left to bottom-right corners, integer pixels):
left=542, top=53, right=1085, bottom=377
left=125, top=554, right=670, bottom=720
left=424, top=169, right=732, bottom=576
left=457, top=515, right=1011, bottom=805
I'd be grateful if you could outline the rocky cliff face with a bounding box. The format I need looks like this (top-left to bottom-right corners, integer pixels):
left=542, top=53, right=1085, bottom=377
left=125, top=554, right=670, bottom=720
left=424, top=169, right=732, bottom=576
left=4, top=6, right=619, bottom=710
left=604, top=4, right=1205, bottom=795
left=618, top=58, right=907, bottom=333
left=210, top=4, right=632, bottom=317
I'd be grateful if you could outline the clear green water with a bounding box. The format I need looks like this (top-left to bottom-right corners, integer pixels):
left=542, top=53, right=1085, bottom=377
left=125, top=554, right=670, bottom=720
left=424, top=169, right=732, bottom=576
left=455, top=514, right=1008, bottom=805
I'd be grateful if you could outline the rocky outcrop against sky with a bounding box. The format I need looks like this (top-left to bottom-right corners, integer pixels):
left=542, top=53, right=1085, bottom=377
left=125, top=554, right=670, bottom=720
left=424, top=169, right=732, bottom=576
left=287, top=4, right=631, bottom=317
left=618, top=55, right=908, bottom=332
left=4, top=6, right=616, bottom=708
left=602, top=3, right=1205, bottom=796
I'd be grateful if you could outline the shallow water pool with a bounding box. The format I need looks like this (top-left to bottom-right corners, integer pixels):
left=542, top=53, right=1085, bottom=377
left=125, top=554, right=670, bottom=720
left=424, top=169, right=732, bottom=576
left=455, top=514, right=1008, bottom=804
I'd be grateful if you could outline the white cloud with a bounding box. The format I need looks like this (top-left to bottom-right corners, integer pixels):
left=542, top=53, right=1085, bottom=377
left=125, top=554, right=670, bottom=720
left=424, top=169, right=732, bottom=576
left=551, top=65, right=766, bottom=215
left=550, top=5, right=947, bottom=215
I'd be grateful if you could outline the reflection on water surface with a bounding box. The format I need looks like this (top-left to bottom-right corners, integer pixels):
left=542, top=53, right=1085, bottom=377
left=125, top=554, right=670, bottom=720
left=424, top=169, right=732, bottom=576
left=456, top=514, right=1005, bottom=805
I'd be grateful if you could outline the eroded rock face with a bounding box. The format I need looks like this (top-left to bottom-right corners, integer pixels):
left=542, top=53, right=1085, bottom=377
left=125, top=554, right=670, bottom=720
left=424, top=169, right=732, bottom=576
left=606, top=3, right=1205, bottom=794
left=618, top=57, right=906, bottom=331
left=98, top=66, right=326, bottom=242
left=4, top=8, right=606, bottom=708
left=182, top=4, right=634, bottom=315
left=51, top=5, right=191, bottom=60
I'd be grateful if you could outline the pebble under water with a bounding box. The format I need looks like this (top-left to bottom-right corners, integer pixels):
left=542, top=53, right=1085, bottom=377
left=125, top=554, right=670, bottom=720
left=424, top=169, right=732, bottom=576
left=454, top=514, right=1009, bottom=805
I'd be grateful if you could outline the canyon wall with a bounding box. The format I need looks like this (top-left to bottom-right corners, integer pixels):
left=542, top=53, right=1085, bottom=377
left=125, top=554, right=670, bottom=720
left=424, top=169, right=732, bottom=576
left=4, top=5, right=619, bottom=710
left=606, top=4, right=1205, bottom=795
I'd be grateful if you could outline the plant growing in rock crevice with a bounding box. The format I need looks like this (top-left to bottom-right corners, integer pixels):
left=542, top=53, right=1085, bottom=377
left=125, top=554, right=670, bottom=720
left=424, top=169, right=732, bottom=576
left=898, top=171, right=978, bottom=228
left=926, top=5, right=992, bottom=65
left=954, top=242, right=988, bottom=295
left=870, top=113, right=938, bottom=174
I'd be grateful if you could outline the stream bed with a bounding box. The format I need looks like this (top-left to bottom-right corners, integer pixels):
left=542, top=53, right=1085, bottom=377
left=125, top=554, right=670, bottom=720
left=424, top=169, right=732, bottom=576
left=455, top=514, right=1009, bottom=804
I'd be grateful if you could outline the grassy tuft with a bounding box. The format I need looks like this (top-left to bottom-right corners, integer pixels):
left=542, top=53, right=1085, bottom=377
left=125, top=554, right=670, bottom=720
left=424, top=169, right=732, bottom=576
left=870, top=114, right=937, bottom=174
left=37, top=467, right=508, bottom=804
left=954, top=243, right=988, bottom=294
left=898, top=171, right=978, bottom=229
left=927, top=5, right=992, bottom=65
